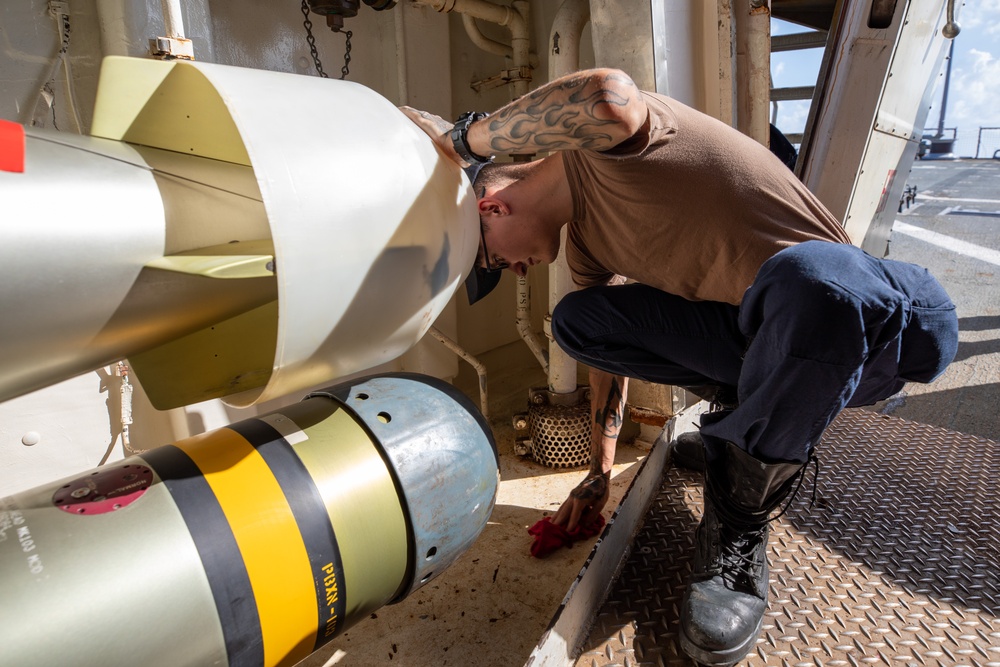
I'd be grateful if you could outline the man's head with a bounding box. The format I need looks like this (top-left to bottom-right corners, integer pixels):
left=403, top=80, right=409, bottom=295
left=463, top=163, right=501, bottom=304
left=463, top=162, right=565, bottom=305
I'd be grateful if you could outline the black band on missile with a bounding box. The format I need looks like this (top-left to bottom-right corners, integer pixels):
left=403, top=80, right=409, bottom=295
left=141, top=444, right=265, bottom=667
left=230, top=419, right=349, bottom=649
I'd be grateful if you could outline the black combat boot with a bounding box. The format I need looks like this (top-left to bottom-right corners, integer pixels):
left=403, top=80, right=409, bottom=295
left=669, top=430, right=708, bottom=472
left=679, top=442, right=805, bottom=666
left=668, top=385, right=739, bottom=473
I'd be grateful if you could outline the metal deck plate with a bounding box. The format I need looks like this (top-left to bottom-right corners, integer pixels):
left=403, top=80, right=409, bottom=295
left=576, top=409, right=1000, bottom=666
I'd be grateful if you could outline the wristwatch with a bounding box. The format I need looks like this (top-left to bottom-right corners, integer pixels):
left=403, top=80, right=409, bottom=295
left=450, top=111, right=494, bottom=165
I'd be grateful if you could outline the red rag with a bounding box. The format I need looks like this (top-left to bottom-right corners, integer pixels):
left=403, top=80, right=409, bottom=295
left=527, top=515, right=606, bottom=558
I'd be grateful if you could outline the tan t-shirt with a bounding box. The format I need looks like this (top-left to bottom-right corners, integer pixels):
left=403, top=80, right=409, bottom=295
left=562, top=91, right=851, bottom=305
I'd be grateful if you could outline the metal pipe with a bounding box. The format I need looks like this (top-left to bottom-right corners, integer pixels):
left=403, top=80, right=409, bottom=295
left=427, top=326, right=490, bottom=421
left=505, top=0, right=547, bottom=371
left=516, top=273, right=550, bottom=375
left=509, top=0, right=530, bottom=98
left=460, top=13, right=540, bottom=67
left=422, top=0, right=521, bottom=31
left=735, top=0, right=770, bottom=145
left=546, top=0, right=590, bottom=395
left=461, top=13, right=510, bottom=57
left=417, top=0, right=531, bottom=94
left=160, top=0, right=186, bottom=39
left=942, top=0, right=961, bottom=39
left=935, top=39, right=955, bottom=139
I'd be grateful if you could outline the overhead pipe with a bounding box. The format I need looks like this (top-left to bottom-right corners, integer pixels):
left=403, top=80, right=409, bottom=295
left=461, top=13, right=510, bottom=57
left=151, top=0, right=194, bottom=59
left=460, top=13, right=540, bottom=67
left=160, top=0, right=186, bottom=39
left=421, top=0, right=529, bottom=70
left=96, top=0, right=212, bottom=61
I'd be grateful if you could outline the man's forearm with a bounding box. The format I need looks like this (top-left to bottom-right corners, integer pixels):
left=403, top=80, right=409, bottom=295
left=589, top=368, right=628, bottom=477
left=465, top=68, right=647, bottom=156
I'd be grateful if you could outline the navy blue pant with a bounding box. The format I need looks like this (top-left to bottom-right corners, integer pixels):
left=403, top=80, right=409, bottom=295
left=551, top=241, right=958, bottom=463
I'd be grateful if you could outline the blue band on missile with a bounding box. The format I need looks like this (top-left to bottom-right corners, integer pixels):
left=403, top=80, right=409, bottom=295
left=141, top=444, right=265, bottom=667
left=229, top=418, right=349, bottom=650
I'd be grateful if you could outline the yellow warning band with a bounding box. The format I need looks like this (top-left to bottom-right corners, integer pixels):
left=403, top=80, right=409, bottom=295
left=175, top=428, right=317, bottom=667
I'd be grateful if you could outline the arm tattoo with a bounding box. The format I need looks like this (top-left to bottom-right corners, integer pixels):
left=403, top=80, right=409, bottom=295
left=415, top=110, right=451, bottom=134
left=486, top=71, right=638, bottom=153
left=594, top=378, right=624, bottom=439
left=570, top=472, right=608, bottom=503
left=588, top=378, right=624, bottom=477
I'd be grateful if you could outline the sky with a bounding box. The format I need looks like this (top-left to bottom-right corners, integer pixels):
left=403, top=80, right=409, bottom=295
left=770, top=0, right=1000, bottom=158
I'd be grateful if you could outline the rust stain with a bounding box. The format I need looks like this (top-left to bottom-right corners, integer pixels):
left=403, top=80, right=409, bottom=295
left=628, top=406, right=667, bottom=428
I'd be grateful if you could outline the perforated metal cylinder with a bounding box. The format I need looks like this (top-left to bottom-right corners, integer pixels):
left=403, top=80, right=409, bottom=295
left=527, top=400, right=591, bottom=468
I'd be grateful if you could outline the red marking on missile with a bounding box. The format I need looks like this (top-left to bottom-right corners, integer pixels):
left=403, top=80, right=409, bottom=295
left=0, top=120, right=26, bottom=173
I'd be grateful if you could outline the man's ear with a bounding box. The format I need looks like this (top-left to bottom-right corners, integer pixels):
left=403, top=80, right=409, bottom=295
left=478, top=196, right=509, bottom=219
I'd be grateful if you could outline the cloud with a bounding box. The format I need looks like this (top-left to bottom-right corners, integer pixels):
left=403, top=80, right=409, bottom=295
left=773, top=100, right=811, bottom=134
left=959, top=0, right=1000, bottom=35
left=949, top=48, right=1000, bottom=130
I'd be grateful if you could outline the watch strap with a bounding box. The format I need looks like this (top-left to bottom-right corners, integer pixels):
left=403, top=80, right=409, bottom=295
left=450, top=111, right=493, bottom=165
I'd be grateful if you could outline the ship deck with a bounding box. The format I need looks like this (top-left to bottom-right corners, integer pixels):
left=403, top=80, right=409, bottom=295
left=304, top=158, right=1000, bottom=667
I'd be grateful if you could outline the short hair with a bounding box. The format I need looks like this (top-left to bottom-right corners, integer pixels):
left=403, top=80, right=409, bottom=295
left=472, top=162, right=500, bottom=193
left=473, top=161, right=531, bottom=195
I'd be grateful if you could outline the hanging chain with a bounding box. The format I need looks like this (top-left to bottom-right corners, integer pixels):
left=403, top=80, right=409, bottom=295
left=301, top=0, right=329, bottom=78
left=300, top=0, right=352, bottom=80
left=340, top=30, right=352, bottom=80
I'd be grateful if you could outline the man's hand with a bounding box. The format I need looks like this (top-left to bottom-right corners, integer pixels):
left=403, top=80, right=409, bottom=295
left=553, top=471, right=610, bottom=532
left=551, top=369, right=627, bottom=532
left=398, top=106, right=468, bottom=166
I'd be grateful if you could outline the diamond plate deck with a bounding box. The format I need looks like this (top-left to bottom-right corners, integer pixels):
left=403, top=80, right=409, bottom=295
left=576, top=409, right=1000, bottom=667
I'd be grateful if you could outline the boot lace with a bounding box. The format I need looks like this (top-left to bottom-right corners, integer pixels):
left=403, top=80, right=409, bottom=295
left=702, top=452, right=821, bottom=591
